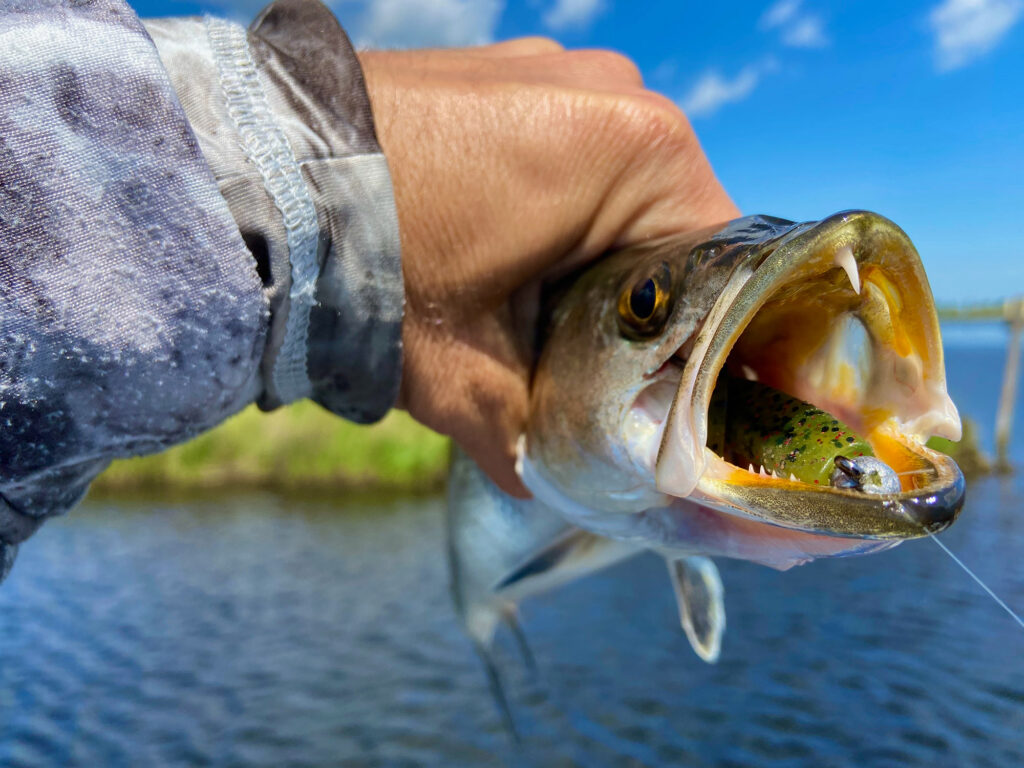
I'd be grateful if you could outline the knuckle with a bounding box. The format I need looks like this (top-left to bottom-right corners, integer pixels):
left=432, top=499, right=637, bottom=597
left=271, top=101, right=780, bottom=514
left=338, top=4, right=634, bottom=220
left=616, top=91, right=698, bottom=151
left=517, top=35, right=566, bottom=54
left=575, top=49, right=644, bottom=85
left=604, top=50, right=645, bottom=82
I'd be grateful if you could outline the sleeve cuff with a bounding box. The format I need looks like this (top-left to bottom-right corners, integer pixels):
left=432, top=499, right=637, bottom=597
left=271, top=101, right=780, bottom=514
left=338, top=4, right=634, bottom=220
left=147, top=0, right=404, bottom=423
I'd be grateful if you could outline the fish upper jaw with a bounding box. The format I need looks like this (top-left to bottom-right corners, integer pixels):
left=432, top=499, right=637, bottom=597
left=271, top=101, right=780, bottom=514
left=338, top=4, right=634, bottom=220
left=647, top=261, right=757, bottom=497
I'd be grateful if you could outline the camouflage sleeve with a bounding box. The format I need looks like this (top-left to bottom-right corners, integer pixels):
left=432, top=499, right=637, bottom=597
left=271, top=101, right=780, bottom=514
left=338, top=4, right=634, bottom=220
left=0, top=0, right=404, bottom=581
left=146, top=0, right=404, bottom=421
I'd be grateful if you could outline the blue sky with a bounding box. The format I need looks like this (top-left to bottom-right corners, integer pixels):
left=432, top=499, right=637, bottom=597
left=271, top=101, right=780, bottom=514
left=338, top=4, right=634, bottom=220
left=131, top=0, right=1024, bottom=305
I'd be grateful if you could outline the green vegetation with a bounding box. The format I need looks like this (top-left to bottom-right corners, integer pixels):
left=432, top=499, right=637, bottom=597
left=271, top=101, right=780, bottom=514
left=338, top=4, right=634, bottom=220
left=92, top=400, right=993, bottom=495
left=937, top=304, right=1006, bottom=322
left=926, top=417, right=992, bottom=476
left=94, top=402, right=451, bottom=494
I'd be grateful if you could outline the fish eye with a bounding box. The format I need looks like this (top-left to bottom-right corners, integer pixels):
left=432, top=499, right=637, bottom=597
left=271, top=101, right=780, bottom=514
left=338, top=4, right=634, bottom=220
left=617, top=262, right=673, bottom=339
left=629, top=279, right=657, bottom=319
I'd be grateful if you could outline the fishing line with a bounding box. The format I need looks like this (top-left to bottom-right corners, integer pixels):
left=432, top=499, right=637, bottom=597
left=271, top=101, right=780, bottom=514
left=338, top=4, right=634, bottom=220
left=903, top=507, right=1024, bottom=632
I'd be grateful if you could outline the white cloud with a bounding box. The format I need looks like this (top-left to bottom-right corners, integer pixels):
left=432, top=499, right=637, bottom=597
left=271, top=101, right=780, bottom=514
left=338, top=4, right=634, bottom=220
left=760, top=0, right=801, bottom=29
left=543, top=0, right=605, bottom=31
left=202, top=0, right=504, bottom=47
left=207, top=0, right=285, bottom=23
left=781, top=15, right=828, bottom=47
left=681, top=65, right=763, bottom=118
left=760, top=0, right=829, bottom=48
left=929, top=0, right=1023, bottom=70
left=356, top=0, right=504, bottom=48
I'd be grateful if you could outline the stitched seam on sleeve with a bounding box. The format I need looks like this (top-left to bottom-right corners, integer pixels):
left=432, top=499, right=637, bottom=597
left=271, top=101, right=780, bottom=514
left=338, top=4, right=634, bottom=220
left=205, top=15, right=318, bottom=404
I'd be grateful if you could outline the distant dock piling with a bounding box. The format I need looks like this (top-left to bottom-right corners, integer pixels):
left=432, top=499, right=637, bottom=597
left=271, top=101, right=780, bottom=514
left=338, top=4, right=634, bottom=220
left=939, top=296, right=1024, bottom=471
left=996, top=299, right=1024, bottom=472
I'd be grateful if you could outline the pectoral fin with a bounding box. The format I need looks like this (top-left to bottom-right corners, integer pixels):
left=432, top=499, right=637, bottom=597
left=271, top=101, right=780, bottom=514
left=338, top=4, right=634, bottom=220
left=667, top=556, right=726, bottom=663
left=495, top=528, right=635, bottom=593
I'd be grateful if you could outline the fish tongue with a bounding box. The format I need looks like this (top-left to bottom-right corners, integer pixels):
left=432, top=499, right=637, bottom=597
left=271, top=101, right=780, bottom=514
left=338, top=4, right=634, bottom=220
left=711, top=373, right=874, bottom=485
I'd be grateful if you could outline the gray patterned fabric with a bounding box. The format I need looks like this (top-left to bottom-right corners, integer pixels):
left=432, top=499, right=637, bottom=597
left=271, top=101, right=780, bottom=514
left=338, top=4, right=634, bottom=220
left=0, top=0, right=404, bottom=581
left=147, top=0, right=404, bottom=421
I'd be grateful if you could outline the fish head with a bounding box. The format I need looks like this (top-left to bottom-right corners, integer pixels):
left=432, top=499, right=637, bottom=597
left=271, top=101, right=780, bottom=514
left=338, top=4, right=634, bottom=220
left=525, top=215, right=770, bottom=511
left=522, top=211, right=964, bottom=567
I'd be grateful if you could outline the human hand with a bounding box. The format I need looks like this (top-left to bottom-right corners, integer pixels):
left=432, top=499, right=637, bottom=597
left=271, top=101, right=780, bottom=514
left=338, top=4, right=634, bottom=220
left=358, top=39, right=739, bottom=497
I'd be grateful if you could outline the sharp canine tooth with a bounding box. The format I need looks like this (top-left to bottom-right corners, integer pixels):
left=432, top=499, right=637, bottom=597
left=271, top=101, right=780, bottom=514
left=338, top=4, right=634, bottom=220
left=749, top=464, right=755, bottom=474
left=834, top=245, right=860, bottom=294
left=789, top=473, right=798, bottom=481
left=741, top=364, right=759, bottom=382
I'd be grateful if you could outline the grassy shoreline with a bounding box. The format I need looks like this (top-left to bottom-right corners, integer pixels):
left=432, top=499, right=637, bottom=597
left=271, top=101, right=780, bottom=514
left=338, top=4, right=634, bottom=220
left=93, top=402, right=451, bottom=495
left=926, top=418, right=991, bottom=476
left=93, top=400, right=991, bottom=497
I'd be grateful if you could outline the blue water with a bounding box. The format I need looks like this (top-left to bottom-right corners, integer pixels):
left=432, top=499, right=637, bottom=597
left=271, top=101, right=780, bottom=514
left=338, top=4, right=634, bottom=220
left=0, top=346, right=1022, bottom=767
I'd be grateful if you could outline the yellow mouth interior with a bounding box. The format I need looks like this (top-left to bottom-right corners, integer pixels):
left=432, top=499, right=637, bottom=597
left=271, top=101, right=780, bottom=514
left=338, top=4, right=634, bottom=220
left=709, top=244, right=958, bottom=494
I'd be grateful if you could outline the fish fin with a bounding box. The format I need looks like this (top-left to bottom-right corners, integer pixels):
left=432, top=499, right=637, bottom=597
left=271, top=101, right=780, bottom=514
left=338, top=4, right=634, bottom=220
left=494, top=528, right=620, bottom=592
left=447, top=446, right=565, bottom=644
left=667, top=556, right=726, bottom=664
left=502, top=607, right=537, bottom=675
left=472, top=638, right=521, bottom=742
left=448, top=445, right=634, bottom=616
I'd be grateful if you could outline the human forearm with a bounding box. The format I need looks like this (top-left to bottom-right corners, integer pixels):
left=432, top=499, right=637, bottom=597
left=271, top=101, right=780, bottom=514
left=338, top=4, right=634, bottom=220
left=0, top=0, right=268, bottom=577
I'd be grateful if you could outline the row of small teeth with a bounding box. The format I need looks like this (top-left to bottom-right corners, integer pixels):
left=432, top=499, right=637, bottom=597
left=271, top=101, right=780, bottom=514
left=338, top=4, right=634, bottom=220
left=747, top=463, right=799, bottom=482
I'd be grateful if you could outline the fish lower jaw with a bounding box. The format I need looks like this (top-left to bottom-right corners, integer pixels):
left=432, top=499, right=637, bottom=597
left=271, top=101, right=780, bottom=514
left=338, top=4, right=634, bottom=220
left=646, top=493, right=905, bottom=570
left=686, top=418, right=966, bottom=539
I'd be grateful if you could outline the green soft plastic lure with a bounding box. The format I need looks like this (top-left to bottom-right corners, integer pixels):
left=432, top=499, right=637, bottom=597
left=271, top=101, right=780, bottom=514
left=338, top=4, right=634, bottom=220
left=709, top=375, right=897, bottom=491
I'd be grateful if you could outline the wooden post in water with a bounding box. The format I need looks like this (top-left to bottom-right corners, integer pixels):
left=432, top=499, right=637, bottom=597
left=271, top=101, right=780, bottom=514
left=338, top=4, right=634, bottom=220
left=995, top=298, right=1024, bottom=472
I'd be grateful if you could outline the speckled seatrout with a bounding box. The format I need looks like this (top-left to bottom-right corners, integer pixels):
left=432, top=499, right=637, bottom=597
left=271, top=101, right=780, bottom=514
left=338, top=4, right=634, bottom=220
left=448, top=212, right=964, bottom=730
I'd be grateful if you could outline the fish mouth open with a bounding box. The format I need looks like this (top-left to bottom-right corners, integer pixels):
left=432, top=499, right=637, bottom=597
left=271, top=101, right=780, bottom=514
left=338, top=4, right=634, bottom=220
left=653, top=211, right=964, bottom=540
